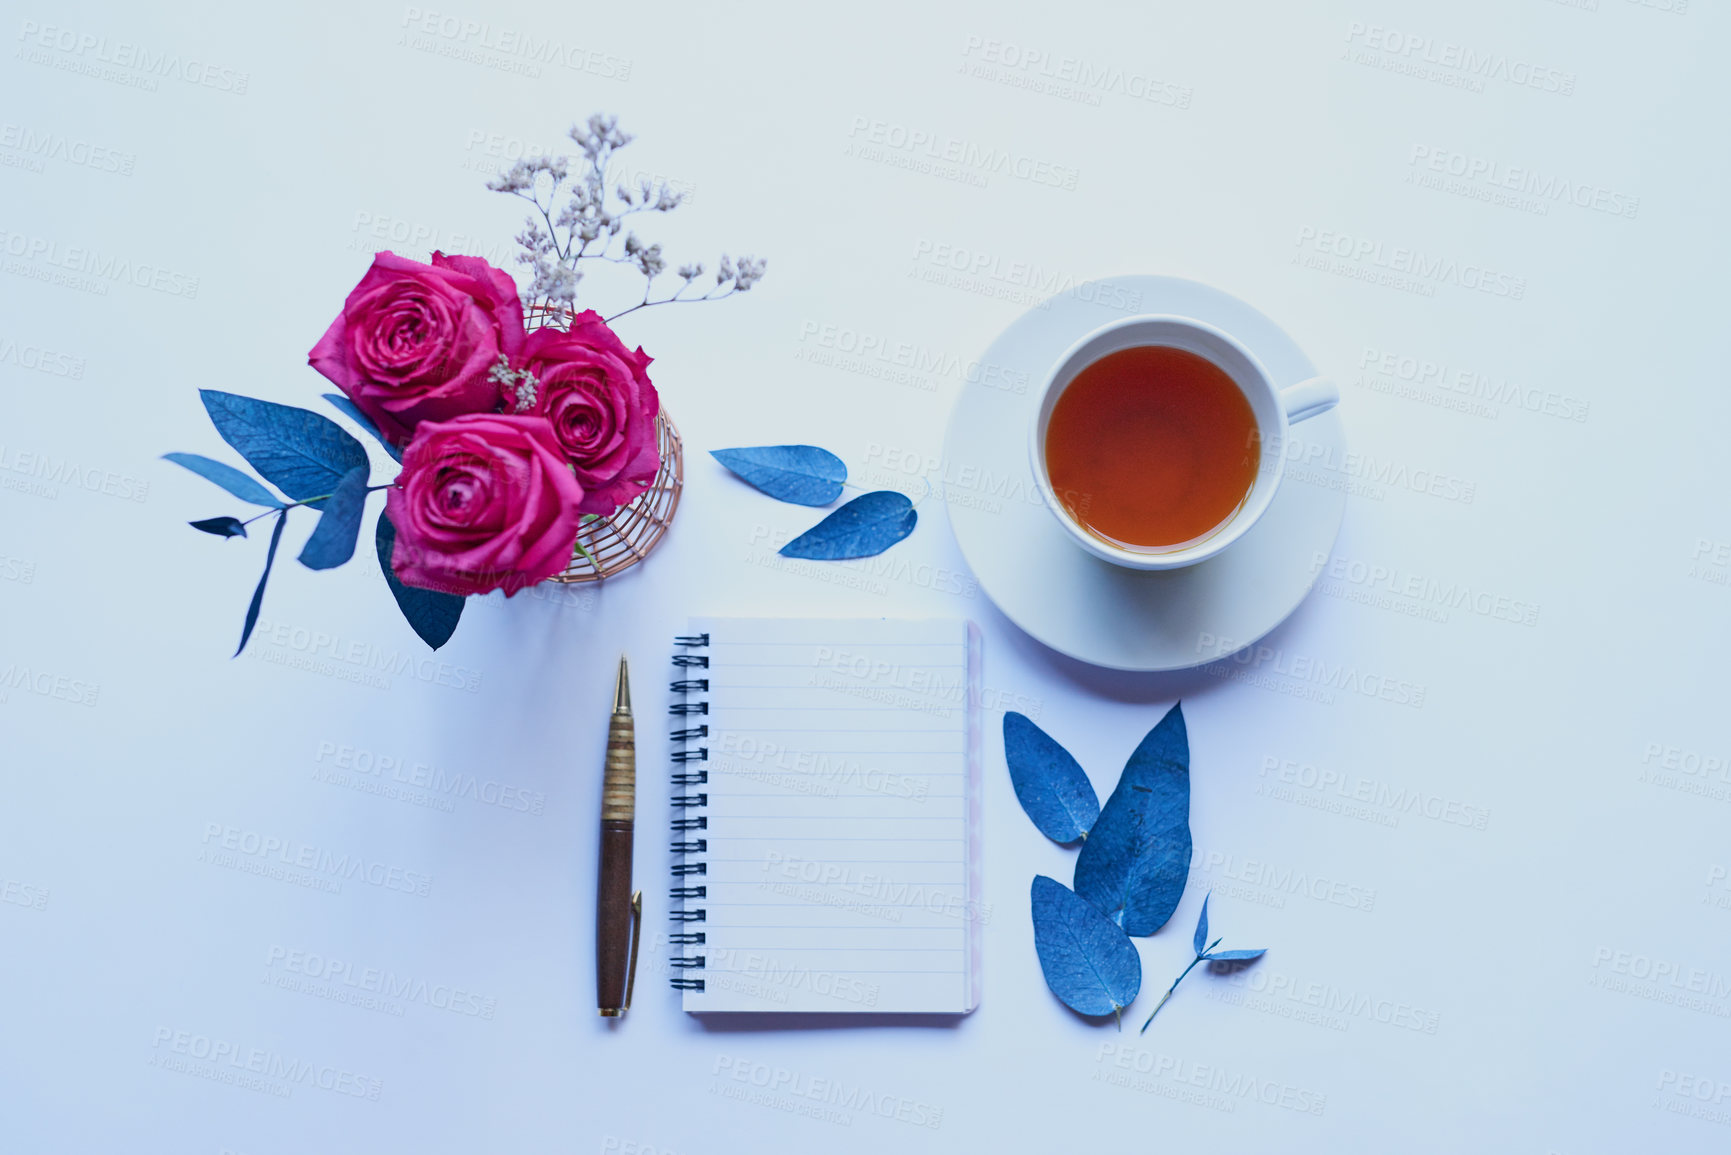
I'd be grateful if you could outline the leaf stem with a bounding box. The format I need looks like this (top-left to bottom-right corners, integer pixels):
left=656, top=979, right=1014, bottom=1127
left=1141, top=952, right=1206, bottom=1033
left=238, top=484, right=392, bottom=527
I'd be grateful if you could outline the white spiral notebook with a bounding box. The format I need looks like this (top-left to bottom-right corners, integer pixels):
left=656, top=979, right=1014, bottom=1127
left=667, top=618, right=982, bottom=1014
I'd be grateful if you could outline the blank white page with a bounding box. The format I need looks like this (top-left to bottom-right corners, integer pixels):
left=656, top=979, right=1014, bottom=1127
left=673, top=618, right=980, bottom=1014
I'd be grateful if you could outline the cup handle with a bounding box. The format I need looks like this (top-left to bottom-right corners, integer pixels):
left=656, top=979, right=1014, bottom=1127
left=1280, top=376, right=1339, bottom=425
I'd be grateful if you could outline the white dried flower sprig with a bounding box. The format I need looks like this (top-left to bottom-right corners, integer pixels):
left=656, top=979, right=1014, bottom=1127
left=487, top=113, right=765, bottom=322
left=489, top=353, right=539, bottom=412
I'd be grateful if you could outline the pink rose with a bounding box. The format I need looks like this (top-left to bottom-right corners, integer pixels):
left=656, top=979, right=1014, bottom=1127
left=517, top=311, right=660, bottom=515
left=386, top=413, right=585, bottom=597
left=310, top=251, right=525, bottom=446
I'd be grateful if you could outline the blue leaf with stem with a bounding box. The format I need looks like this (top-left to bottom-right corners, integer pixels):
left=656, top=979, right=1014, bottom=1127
left=322, top=394, right=403, bottom=463
left=199, top=390, right=368, bottom=508
left=375, top=512, right=464, bottom=650
left=1141, top=894, right=1266, bottom=1032
left=298, top=466, right=372, bottom=570
left=163, top=453, right=284, bottom=508
left=1004, top=712, right=1099, bottom=843
left=1073, top=703, right=1192, bottom=935
left=190, top=516, right=247, bottom=539
left=1030, top=875, right=1141, bottom=1026
left=780, top=491, right=916, bottom=559
left=235, top=510, right=287, bottom=656
left=711, top=445, right=845, bottom=505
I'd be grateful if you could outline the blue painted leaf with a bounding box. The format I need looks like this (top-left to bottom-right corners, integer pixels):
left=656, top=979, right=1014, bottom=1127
left=1205, top=948, right=1267, bottom=963
left=190, top=516, right=247, bottom=538
left=711, top=445, right=845, bottom=505
left=162, top=453, right=283, bottom=508
left=376, top=512, right=464, bottom=650
left=1193, top=893, right=1211, bottom=956
left=1030, top=875, right=1141, bottom=1019
left=1004, top=712, right=1099, bottom=842
left=298, top=466, right=371, bottom=570
left=1073, top=702, right=1192, bottom=936
left=322, top=394, right=403, bottom=463
left=780, top=491, right=916, bottom=560
left=235, top=511, right=287, bottom=656
left=199, top=390, right=368, bottom=508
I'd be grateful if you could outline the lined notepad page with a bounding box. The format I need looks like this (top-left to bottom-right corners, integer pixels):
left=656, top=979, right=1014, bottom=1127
left=681, top=618, right=980, bottom=1014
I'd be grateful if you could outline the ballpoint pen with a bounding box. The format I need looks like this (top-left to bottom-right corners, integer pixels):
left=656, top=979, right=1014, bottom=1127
left=597, top=654, right=642, bottom=1018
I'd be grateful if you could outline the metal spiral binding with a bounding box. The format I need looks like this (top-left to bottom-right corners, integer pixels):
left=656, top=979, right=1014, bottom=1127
left=670, top=631, right=711, bottom=991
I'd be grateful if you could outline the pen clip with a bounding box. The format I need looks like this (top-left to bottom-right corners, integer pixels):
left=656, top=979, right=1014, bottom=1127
left=622, top=890, right=643, bottom=1012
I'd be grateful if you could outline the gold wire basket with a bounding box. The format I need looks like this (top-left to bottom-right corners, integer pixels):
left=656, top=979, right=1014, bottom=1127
left=524, top=305, right=685, bottom=585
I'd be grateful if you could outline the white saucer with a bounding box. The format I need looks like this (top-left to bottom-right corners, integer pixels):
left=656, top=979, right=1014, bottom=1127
left=941, top=275, right=1347, bottom=672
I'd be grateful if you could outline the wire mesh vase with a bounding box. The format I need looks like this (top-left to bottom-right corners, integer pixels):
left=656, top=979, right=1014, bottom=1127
left=524, top=305, right=685, bottom=585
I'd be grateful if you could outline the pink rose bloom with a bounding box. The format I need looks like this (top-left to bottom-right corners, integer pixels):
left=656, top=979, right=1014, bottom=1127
left=386, top=413, right=585, bottom=597
left=310, top=251, right=525, bottom=446
left=517, top=310, right=660, bottom=515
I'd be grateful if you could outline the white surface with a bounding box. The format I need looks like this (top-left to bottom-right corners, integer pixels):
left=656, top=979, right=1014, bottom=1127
left=3, top=2, right=1729, bottom=1152
left=949, top=276, right=1348, bottom=666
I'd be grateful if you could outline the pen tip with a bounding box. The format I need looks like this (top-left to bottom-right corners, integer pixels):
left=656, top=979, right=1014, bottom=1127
left=613, top=653, right=631, bottom=715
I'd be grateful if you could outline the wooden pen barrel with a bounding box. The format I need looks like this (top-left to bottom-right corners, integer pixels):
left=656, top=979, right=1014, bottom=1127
left=597, top=712, right=636, bottom=1015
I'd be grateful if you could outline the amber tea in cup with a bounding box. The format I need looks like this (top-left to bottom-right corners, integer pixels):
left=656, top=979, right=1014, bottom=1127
left=1042, top=345, right=1259, bottom=552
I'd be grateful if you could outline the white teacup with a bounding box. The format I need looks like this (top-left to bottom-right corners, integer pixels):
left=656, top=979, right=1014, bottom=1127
left=1029, top=315, right=1338, bottom=570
